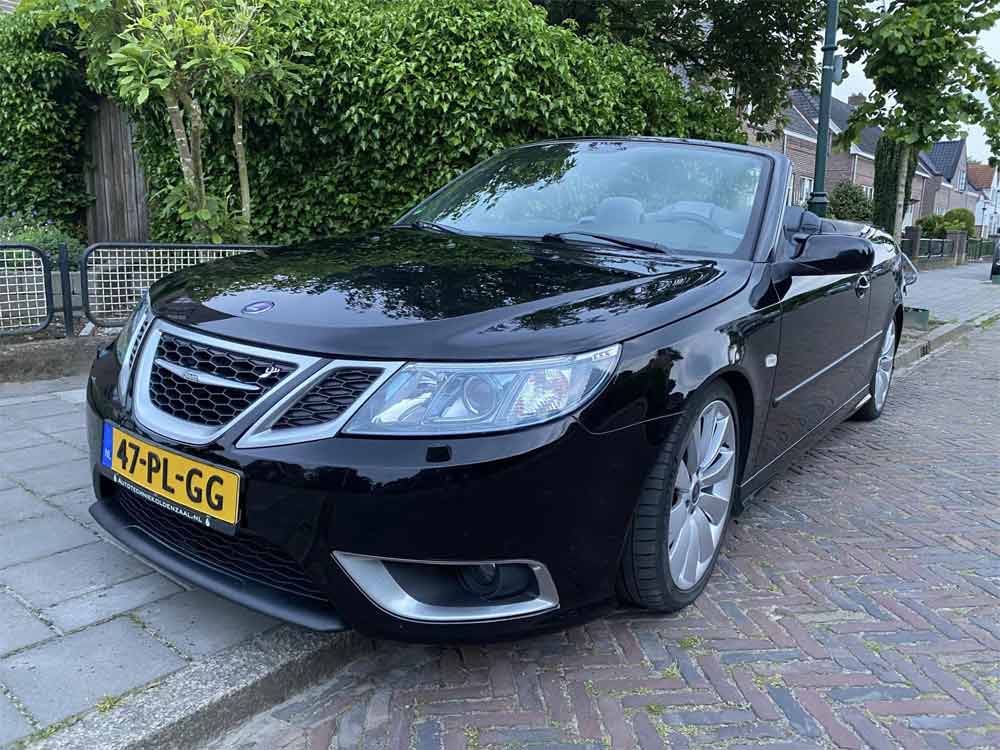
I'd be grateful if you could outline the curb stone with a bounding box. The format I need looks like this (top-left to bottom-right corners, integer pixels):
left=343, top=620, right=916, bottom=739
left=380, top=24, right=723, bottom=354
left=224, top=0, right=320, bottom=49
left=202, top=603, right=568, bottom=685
left=31, top=627, right=374, bottom=750
left=894, top=321, right=973, bottom=369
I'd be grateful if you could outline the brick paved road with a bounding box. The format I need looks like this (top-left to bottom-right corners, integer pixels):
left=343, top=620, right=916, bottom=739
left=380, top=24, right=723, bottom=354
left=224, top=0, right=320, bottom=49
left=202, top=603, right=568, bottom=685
left=904, top=261, right=1000, bottom=323
left=211, top=326, right=1000, bottom=750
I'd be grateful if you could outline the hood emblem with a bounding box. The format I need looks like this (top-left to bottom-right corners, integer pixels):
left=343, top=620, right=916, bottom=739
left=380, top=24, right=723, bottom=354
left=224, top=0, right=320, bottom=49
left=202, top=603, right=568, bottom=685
left=242, top=300, right=275, bottom=314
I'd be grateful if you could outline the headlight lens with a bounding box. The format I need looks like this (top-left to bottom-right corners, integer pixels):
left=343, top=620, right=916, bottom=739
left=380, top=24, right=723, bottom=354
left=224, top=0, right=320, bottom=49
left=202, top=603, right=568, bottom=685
left=343, top=344, right=621, bottom=436
left=114, top=294, right=150, bottom=365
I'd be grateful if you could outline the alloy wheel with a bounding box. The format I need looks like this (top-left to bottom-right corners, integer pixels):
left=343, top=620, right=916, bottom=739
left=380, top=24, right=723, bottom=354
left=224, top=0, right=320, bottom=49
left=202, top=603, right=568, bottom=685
left=874, top=324, right=895, bottom=411
left=668, top=400, right=736, bottom=590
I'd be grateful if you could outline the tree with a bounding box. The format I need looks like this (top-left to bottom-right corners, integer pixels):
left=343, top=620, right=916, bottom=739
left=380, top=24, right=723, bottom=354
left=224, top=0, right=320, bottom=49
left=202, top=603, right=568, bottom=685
left=872, top=137, right=916, bottom=235
left=841, top=0, right=1000, bottom=244
left=533, top=0, right=825, bottom=138
left=829, top=181, right=874, bottom=222
left=47, top=0, right=306, bottom=241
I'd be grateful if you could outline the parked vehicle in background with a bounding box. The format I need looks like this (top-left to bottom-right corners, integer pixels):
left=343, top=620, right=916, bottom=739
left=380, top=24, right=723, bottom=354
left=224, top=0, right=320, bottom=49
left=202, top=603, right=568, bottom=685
left=86, top=138, right=905, bottom=641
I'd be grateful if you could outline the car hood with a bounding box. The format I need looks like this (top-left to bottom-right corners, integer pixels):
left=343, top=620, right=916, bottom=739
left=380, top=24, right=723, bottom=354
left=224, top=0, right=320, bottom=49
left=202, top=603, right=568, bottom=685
left=151, top=231, right=752, bottom=360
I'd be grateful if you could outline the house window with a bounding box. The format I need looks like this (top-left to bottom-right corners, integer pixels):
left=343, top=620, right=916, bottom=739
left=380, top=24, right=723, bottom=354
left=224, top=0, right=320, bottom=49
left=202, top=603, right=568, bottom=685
left=862, top=185, right=874, bottom=200
left=957, top=170, right=967, bottom=191
left=799, top=176, right=814, bottom=204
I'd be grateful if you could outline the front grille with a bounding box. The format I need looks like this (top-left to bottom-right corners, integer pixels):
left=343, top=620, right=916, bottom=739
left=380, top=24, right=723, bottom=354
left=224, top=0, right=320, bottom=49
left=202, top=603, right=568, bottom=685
left=272, top=368, right=382, bottom=429
left=116, top=487, right=326, bottom=601
left=149, top=333, right=294, bottom=426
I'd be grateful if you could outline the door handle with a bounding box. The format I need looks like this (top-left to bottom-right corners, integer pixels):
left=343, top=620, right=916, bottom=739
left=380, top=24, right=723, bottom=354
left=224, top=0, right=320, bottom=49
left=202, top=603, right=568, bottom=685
left=855, top=275, right=870, bottom=298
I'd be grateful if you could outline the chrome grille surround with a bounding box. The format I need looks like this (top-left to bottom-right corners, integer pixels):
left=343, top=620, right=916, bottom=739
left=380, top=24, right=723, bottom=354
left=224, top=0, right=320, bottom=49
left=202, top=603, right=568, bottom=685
left=132, top=320, right=322, bottom=445
left=130, top=319, right=403, bottom=447
left=236, top=359, right=403, bottom=449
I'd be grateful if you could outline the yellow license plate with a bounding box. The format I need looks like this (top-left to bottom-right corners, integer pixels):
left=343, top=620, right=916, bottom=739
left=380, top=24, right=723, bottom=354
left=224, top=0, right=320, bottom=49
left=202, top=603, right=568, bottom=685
left=102, top=423, right=241, bottom=531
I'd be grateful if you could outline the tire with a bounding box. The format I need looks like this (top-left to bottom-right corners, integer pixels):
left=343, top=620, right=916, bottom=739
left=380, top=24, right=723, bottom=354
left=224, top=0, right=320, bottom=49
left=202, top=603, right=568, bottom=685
left=852, top=319, right=898, bottom=422
left=617, top=381, right=740, bottom=611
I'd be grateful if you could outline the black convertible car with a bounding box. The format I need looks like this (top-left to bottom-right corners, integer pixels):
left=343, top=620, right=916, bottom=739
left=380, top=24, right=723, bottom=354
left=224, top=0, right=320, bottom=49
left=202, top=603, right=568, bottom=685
left=87, top=138, right=905, bottom=641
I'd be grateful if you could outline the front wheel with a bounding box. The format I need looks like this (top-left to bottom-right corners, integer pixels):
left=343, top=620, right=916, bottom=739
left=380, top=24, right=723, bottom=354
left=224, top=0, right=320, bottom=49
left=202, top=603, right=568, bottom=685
left=853, top=320, right=897, bottom=422
left=617, top=381, right=739, bottom=611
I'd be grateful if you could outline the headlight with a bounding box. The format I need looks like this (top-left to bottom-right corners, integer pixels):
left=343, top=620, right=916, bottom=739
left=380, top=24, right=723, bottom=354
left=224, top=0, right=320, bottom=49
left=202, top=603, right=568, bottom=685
left=115, top=293, right=151, bottom=396
left=343, top=344, right=621, bottom=436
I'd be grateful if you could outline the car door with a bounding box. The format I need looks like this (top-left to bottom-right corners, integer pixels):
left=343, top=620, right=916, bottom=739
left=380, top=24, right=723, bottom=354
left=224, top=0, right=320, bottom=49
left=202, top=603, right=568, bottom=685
left=756, top=231, right=873, bottom=467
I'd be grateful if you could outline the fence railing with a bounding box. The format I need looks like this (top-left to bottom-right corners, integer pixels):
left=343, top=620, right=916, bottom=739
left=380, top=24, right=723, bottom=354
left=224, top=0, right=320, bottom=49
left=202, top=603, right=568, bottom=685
left=966, top=237, right=997, bottom=261
left=80, top=243, right=267, bottom=327
left=0, top=245, right=55, bottom=337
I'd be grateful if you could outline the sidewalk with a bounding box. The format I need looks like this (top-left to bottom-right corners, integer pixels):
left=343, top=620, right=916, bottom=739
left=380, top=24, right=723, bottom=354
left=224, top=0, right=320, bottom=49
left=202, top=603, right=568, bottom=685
left=0, top=378, right=296, bottom=747
left=904, top=259, right=1000, bottom=323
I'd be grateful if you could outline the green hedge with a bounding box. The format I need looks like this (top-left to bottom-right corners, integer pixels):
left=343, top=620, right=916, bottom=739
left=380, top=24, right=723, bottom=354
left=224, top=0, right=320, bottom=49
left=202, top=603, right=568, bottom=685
left=0, top=13, right=90, bottom=229
left=129, top=0, right=744, bottom=242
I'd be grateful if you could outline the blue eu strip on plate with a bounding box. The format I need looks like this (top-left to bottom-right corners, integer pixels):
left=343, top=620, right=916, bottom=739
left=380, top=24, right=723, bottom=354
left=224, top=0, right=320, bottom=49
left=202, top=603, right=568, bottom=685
left=101, top=421, right=114, bottom=468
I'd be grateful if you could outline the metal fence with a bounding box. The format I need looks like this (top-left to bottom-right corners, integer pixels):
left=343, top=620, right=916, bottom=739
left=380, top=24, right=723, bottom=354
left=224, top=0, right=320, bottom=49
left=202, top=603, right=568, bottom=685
left=0, top=245, right=54, bottom=336
left=966, top=237, right=997, bottom=261
left=81, top=243, right=266, bottom=326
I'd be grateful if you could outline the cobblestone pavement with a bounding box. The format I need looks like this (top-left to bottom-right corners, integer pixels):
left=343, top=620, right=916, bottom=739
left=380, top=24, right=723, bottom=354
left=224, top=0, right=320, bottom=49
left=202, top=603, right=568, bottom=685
left=211, top=326, right=1000, bottom=750
left=0, top=377, right=278, bottom=747
left=904, top=260, right=999, bottom=323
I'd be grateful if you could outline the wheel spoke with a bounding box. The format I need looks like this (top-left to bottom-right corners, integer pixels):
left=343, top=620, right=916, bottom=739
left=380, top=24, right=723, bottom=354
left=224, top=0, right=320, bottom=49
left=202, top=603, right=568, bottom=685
left=682, top=521, right=700, bottom=584
left=668, top=500, right=687, bottom=547
left=700, top=447, right=734, bottom=488
left=693, top=509, right=715, bottom=562
left=676, top=459, right=693, bottom=492
left=698, top=491, right=729, bottom=525
left=700, top=413, right=728, bottom=472
left=669, top=516, right=692, bottom=573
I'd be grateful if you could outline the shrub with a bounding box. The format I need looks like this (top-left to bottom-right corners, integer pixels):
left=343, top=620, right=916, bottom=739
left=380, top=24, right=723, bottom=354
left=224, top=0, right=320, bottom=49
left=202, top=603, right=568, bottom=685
left=0, top=12, right=90, bottom=231
left=0, top=212, right=87, bottom=267
left=123, top=0, right=744, bottom=242
left=829, top=181, right=874, bottom=223
left=917, top=214, right=947, bottom=238
left=942, top=208, right=976, bottom=237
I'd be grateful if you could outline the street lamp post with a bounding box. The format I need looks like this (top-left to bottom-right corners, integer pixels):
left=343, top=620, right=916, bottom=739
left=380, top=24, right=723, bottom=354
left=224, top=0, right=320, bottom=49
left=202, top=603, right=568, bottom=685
left=809, top=0, right=840, bottom=217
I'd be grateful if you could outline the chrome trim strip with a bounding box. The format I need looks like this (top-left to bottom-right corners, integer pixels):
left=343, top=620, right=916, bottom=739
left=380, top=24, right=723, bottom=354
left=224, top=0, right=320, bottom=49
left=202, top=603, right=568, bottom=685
left=236, top=359, right=405, bottom=449
left=153, top=357, right=262, bottom=392
left=773, top=330, right=883, bottom=405
left=132, top=320, right=322, bottom=446
left=743, top=384, right=869, bottom=488
left=116, top=303, right=152, bottom=399
left=332, top=552, right=560, bottom=624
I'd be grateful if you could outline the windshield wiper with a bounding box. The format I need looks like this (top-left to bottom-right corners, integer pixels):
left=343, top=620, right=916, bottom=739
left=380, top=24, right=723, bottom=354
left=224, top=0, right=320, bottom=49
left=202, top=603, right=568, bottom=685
left=539, top=231, right=672, bottom=256
left=394, top=219, right=462, bottom=235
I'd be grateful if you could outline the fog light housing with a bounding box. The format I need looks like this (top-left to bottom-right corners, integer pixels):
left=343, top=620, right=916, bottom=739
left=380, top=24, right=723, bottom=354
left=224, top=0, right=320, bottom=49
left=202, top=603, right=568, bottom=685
left=458, top=562, right=534, bottom=601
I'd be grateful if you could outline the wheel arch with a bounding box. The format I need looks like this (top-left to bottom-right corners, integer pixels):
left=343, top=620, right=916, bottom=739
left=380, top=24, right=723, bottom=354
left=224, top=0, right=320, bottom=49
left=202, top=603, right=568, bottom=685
left=717, top=369, right=754, bottom=509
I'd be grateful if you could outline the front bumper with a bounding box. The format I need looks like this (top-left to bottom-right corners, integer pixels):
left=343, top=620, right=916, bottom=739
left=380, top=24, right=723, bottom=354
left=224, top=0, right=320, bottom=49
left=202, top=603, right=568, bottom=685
left=86, top=343, right=661, bottom=641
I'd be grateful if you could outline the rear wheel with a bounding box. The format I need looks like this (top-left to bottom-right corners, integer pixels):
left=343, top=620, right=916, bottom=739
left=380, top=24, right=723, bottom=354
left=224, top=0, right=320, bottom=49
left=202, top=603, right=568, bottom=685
left=617, top=382, right=739, bottom=611
left=853, top=320, right=897, bottom=422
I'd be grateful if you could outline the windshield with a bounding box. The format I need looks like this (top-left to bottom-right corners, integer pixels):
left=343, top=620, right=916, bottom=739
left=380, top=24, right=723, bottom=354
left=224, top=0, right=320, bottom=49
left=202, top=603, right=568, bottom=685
left=399, top=141, right=770, bottom=258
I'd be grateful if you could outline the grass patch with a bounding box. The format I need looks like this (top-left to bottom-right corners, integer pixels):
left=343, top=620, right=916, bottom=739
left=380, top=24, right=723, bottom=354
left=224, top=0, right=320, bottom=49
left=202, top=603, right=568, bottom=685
left=661, top=664, right=681, bottom=680
left=96, top=694, right=123, bottom=713
left=677, top=636, right=702, bottom=650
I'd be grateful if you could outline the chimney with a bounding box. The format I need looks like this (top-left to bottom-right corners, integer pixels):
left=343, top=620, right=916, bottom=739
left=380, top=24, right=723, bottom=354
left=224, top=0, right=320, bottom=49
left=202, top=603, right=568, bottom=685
left=848, top=93, right=866, bottom=107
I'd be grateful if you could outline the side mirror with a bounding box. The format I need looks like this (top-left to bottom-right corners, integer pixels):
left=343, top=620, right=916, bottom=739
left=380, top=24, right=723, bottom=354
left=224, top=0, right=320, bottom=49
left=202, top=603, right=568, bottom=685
left=789, top=235, right=874, bottom=276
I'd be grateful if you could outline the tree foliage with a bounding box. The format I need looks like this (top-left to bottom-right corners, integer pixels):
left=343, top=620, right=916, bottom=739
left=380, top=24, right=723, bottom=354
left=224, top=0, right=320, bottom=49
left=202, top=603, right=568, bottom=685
left=533, top=0, right=824, bottom=138
left=0, top=11, right=90, bottom=229
left=841, top=0, right=1000, bottom=242
left=829, top=181, right=874, bottom=223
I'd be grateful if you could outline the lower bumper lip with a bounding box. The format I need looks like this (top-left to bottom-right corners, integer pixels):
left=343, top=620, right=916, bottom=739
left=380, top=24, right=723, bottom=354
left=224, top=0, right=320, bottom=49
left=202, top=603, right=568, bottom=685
left=89, top=495, right=349, bottom=631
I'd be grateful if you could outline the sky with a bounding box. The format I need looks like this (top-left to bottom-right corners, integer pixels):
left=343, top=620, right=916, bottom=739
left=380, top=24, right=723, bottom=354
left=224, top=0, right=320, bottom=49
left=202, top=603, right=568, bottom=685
left=830, top=24, right=1000, bottom=162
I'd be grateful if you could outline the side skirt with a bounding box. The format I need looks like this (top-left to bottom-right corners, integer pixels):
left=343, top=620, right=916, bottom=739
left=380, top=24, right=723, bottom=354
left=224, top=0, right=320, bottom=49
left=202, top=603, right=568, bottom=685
left=739, top=385, right=869, bottom=498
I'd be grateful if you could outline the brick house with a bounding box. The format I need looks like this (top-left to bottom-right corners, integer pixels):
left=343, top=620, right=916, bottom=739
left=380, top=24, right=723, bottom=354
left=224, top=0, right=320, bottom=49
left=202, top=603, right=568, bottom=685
left=917, top=139, right=984, bottom=227
left=751, top=90, right=989, bottom=232
left=968, top=163, right=999, bottom=237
